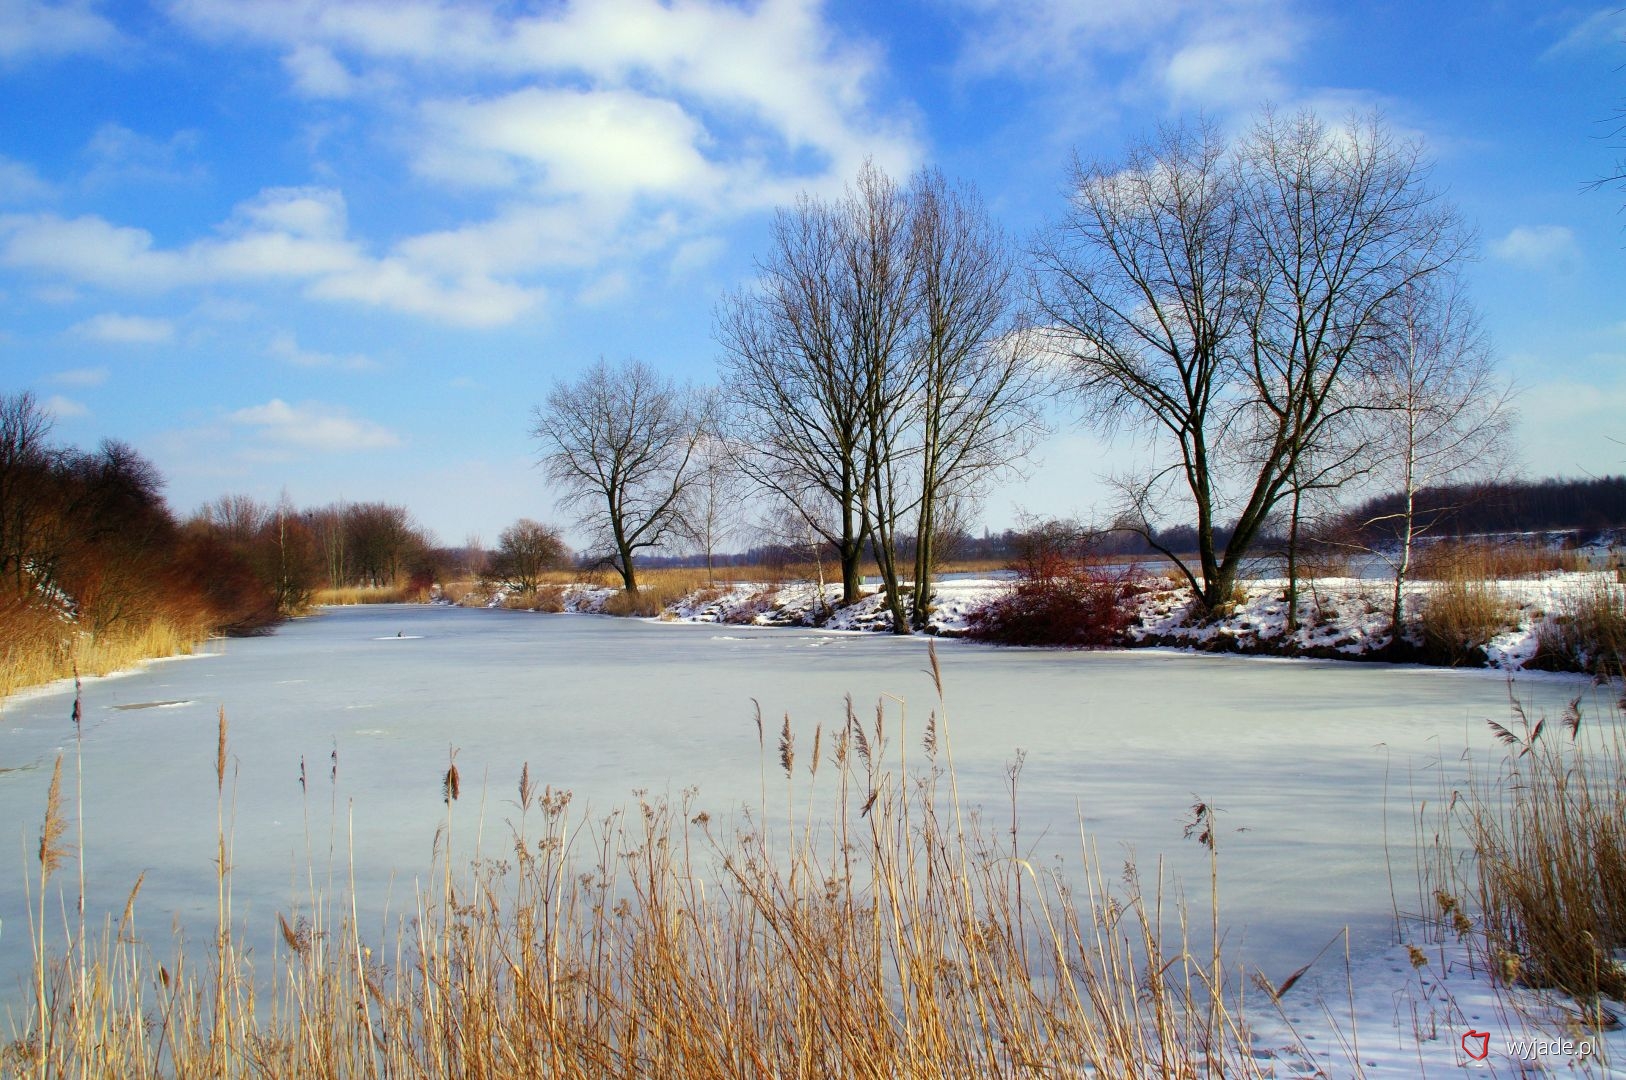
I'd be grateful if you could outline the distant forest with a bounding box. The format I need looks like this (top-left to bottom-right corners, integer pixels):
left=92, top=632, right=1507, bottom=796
left=1339, top=475, right=1626, bottom=542
left=640, top=475, right=1626, bottom=569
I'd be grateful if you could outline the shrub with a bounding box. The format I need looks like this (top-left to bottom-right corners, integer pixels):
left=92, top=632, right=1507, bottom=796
left=1416, top=580, right=1514, bottom=666
left=966, top=567, right=1135, bottom=647
left=532, top=585, right=567, bottom=613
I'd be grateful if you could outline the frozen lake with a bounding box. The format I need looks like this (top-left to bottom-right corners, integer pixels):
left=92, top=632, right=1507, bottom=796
left=0, top=604, right=1608, bottom=1001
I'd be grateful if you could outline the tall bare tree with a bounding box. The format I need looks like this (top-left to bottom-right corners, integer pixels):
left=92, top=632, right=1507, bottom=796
left=908, top=169, right=1045, bottom=627
left=532, top=357, right=710, bottom=592
left=718, top=177, right=882, bottom=606
left=1355, top=274, right=1516, bottom=634
left=1036, top=111, right=1470, bottom=612
left=723, top=164, right=1044, bottom=631
left=676, top=428, right=751, bottom=587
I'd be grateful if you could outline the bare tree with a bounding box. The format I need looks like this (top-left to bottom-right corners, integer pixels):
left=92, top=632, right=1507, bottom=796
left=723, top=164, right=1045, bottom=632
left=0, top=392, right=60, bottom=592
left=1354, top=275, right=1517, bottom=635
left=908, top=169, right=1045, bottom=626
left=531, top=357, right=710, bottom=592
left=676, top=429, right=751, bottom=586
left=718, top=177, right=883, bottom=607
left=1036, top=111, right=1470, bottom=613
left=490, top=518, right=569, bottom=592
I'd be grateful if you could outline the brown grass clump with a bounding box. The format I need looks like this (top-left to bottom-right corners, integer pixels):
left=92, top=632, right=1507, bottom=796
left=7, top=665, right=1291, bottom=1079
left=1460, top=694, right=1626, bottom=1001
left=1412, top=540, right=1579, bottom=582
left=0, top=589, right=217, bottom=700
left=1417, top=580, right=1515, bottom=666
left=602, top=574, right=707, bottom=618
left=1531, top=581, right=1626, bottom=678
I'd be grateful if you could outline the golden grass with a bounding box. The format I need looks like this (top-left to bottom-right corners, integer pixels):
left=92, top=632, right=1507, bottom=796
left=0, top=594, right=214, bottom=700
left=7, top=658, right=1291, bottom=1078
left=1417, top=579, right=1516, bottom=666
left=312, top=584, right=422, bottom=605
left=602, top=574, right=709, bottom=617
left=1533, top=580, right=1626, bottom=678
left=1412, top=539, right=1580, bottom=581
left=1457, top=694, right=1626, bottom=1002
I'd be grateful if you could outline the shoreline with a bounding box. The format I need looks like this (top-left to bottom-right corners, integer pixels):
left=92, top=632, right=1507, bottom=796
left=466, top=568, right=1625, bottom=676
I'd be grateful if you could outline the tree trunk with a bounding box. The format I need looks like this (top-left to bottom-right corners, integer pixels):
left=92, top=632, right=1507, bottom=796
left=1284, top=487, right=1301, bottom=633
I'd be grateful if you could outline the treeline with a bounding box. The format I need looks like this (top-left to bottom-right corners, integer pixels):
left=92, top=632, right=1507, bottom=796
left=0, top=390, right=466, bottom=695
left=1343, top=475, right=1626, bottom=541
left=1, top=393, right=286, bottom=693
left=190, top=494, right=441, bottom=603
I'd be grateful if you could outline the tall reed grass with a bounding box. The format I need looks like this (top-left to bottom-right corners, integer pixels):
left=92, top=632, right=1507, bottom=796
left=311, top=584, right=424, bottom=606
left=0, top=591, right=215, bottom=700
left=6, top=649, right=1292, bottom=1078
left=1459, top=693, right=1626, bottom=1003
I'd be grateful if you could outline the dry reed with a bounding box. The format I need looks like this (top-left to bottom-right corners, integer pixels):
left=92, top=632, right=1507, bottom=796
left=4, top=657, right=1299, bottom=1079
left=1459, top=693, right=1626, bottom=1002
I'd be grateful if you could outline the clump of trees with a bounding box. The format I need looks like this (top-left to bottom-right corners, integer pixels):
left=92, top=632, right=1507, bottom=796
left=0, top=393, right=283, bottom=688
left=718, top=164, right=1044, bottom=633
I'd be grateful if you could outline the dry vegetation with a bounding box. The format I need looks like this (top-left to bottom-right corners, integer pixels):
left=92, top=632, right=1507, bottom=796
left=1417, top=579, right=1517, bottom=666
left=1411, top=539, right=1581, bottom=581
left=312, top=584, right=430, bottom=606
left=8, top=663, right=1290, bottom=1079
left=1532, top=580, right=1626, bottom=678
left=1455, top=693, right=1626, bottom=1004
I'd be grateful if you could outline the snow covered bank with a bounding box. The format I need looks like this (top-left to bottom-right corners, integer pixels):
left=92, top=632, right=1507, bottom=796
left=474, top=569, right=1624, bottom=673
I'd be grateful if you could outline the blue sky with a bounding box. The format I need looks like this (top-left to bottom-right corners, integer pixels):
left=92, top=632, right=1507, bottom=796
left=2, top=0, right=1622, bottom=547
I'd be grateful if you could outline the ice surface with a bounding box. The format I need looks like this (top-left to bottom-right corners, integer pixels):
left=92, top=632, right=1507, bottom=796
left=0, top=604, right=1618, bottom=1073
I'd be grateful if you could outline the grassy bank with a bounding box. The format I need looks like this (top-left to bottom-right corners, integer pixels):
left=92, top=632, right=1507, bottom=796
left=8, top=663, right=1286, bottom=1078
left=0, top=593, right=217, bottom=701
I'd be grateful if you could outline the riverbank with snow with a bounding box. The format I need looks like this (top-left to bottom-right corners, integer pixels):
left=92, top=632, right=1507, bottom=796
left=468, top=569, right=1625, bottom=674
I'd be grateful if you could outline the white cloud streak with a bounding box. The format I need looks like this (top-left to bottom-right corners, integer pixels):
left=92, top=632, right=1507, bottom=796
left=0, top=0, right=120, bottom=63
left=229, top=398, right=401, bottom=451
left=1491, top=225, right=1580, bottom=271
left=70, top=312, right=176, bottom=343
left=0, top=187, right=544, bottom=326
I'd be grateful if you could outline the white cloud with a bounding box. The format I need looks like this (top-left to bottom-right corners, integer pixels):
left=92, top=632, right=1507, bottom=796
left=268, top=330, right=379, bottom=371
left=0, top=0, right=119, bottom=63
left=0, top=187, right=542, bottom=326
left=1543, top=8, right=1623, bottom=59
left=70, top=312, right=175, bottom=343
left=418, top=88, right=721, bottom=203
left=52, top=365, right=109, bottom=386
left=228, top=398, right=401, bottom=451
left=0, top=155, right=53, bottom=203
left=41, top=393, right=88, bottom=418
left=169, top=0, right=919, bottom=195
left=83, top=124, right=208, bottom=187
left=1491, top=225, right=1580, bottom=271
left=947, top=0, right=1302, bottom=115
left=576, top=270, right=630, bottom=307
left=283, top=42, right=355, bottom=97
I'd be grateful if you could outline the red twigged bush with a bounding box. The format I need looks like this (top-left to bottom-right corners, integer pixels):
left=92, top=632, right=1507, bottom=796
left=965, top=519, right=1137, bottom=647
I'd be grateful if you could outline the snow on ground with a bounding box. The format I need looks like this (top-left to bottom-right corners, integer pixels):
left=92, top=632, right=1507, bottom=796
left=475, top=568, right=1623, bottom=673
left=1129, top=570, right=1624, bottom=669
left=1249, top=929, right=1626, bottom=1077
